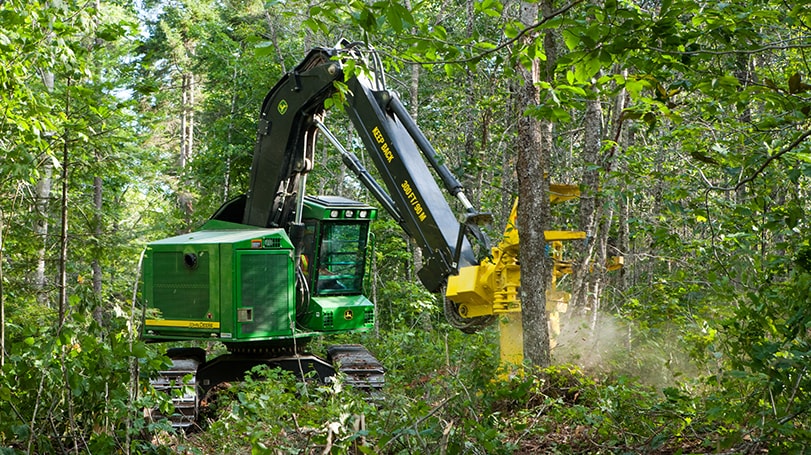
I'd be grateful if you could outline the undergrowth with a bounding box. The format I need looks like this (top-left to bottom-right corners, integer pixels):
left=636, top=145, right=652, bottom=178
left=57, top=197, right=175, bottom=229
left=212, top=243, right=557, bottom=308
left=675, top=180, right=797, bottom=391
left=5, top=315, right=811, bottom=453
left=150, top=322, right=811, bottom=454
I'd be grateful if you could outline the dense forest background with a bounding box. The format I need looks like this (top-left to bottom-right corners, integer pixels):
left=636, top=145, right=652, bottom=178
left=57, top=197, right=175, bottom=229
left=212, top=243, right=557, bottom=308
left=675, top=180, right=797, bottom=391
left=3, top=0, right=811, bottom=453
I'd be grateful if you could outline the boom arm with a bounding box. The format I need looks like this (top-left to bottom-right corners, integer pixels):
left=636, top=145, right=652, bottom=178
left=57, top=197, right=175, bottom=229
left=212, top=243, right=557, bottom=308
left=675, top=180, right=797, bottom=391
left=234, top=43, right=487, bottom=294
left=341, top=74, right=480, bottom=291
left=242, top=48, right=339, bottom=228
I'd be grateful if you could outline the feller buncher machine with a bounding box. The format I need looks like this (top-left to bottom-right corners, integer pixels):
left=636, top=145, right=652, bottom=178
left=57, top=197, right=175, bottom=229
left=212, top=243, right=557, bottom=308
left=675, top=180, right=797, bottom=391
left=140, top=41, right=605, bottom=426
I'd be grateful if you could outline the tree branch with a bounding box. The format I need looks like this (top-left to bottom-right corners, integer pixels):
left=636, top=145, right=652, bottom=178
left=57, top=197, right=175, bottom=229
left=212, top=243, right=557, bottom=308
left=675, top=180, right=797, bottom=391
left=649, top=40, right=811, bottom=57
left=384, top=394, right=458, bottom=447
left=385, top=0, right=584, bottom=66
left=695, top=129, right=811, bottom=192
left=734, top=128, right=811, bottom=191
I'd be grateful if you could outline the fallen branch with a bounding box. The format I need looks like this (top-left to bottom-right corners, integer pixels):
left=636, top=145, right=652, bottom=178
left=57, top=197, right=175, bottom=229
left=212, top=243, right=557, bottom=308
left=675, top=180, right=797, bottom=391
left=384, top=393, right=459, bottom=448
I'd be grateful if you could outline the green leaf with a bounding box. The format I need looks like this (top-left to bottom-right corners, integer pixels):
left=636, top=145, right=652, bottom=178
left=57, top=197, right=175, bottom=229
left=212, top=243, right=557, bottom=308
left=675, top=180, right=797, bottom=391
left=131, top=341, right=148, bottom=359
left=625, top=77, right=649, bottom=98
left=558, top=84, right=587, bottom=97
left=359, top=7, right=377, bottom=33
left=432, top=25, right=447, bottom=40
left=660, top=0, right=673, bottom=16
left=387, top=3, right=404, bottom=32
left=476, top=0, right=503, bottom=17
left=562, top=29, right=580, bottom=50
left=474, top=41, right=497, bottom=51
left=504, top=21, right=522, bottom=39
left=96, top=23, right=126, bottom=42
left=711, top=75, right=739, bottom=89
left=574, top=55, right=602, bottom=83
left=254, top=41, right=276, bottom=57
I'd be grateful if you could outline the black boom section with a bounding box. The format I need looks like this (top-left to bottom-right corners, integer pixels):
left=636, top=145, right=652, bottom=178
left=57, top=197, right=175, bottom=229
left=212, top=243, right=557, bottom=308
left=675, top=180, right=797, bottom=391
left=243, top=48, right=343, bottom=228
left=239, top=44, right=477, bottom=292
left=342, top=77, right=477, bottom=292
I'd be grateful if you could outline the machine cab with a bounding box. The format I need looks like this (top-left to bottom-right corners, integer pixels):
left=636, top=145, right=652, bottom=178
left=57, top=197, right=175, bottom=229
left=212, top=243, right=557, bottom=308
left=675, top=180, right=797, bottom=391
left=301, top=196, right=377, bottom=297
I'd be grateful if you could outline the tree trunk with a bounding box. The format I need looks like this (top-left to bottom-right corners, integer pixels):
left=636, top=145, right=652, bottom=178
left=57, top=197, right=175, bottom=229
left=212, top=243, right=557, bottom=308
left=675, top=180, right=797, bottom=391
left=591, top=206, right=613, bottom=331
left=92, top=172, right=103, bottom=325
left=404, top=0, right=424, bottom=278
left=618, top=180, right=630, bottom=290
left=188, top=73, right=195, bottom=164
left=57, top=103, right=79, bottom=449
left=224, top=62, right=239, bottom=201
left=264, top=10, right=287, bottom=73
left=180, top=73, right=188, bottom=169
left=33, top=1, right=57, bottom=309
left=570, top=98, right=603, bottom=313
left=34, top=157, right=53, bottom=308
left=516, top=0, right=553, bottom=367
left=89, top=0, right=103, bottom=327
left=57, top=82, right=71, bottom=329
left=463, top=0, right=483, bottom=207
left=178, top=72, right=195, bottom=226
left=614, top=70, right=631, bottom=293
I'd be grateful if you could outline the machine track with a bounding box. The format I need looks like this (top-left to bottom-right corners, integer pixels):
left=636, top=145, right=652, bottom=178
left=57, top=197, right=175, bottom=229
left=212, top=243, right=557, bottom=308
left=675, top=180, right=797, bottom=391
left=149, top=345, right=384, bottom=428
left=327, top=344, right=385, bottom=389
left=147, top=349, right=204, bottom=429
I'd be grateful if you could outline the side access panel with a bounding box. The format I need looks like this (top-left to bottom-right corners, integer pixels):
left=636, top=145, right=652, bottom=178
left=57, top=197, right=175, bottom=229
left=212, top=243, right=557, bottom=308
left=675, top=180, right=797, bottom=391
left=234, top=250, right=295, bottom=339
left=142, top=245, right=221, bottom=338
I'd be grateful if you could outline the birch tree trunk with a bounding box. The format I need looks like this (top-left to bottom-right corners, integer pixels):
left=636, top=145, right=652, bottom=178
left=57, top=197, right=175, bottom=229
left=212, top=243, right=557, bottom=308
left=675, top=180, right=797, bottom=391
left=463, top=0, right=484, bottom=207
left=264, top=10, right=287, bottom=73
left=35, top=59, right=55, bottom=307
left=90, top=0, right=104, bottom=326
left=34, top=158, right=53, bottom=308
left=179, top=72, right=195, bottom=171
left=180, top=73, right=188, bottom=169
left=614, top=70, right=631, bottom=293
left=224, top=61, right=239, bottom=201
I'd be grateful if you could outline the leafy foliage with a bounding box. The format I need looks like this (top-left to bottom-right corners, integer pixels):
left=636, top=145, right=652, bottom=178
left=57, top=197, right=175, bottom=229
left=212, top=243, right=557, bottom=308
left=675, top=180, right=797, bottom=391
left=0, top=298, right=169, bottom=453
left=5, top=0, right=811, bottom=453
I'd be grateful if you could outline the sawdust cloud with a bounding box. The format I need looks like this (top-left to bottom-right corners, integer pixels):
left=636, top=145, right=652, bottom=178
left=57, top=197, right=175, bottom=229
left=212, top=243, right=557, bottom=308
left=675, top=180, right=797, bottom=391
left=551, top=311, right=699, bottom=388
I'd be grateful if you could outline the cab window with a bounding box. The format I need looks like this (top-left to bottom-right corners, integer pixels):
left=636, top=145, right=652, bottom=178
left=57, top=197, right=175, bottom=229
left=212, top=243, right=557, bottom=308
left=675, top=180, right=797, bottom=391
left=315, top=221, right=368, bottom=295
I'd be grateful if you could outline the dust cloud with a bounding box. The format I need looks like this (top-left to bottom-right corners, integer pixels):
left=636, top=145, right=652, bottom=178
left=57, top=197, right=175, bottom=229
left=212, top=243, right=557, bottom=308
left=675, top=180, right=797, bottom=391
left=551, top=311, right=699, bottom=389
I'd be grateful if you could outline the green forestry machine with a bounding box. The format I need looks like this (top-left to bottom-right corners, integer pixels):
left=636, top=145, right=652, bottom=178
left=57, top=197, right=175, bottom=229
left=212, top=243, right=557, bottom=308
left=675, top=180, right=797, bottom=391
left=140, top=41, right=492, bottom=426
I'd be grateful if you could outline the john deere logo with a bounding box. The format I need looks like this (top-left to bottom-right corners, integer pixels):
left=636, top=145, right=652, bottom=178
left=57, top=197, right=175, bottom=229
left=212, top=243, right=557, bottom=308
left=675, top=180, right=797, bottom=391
left=344, top=310, right=353, bottom=320
left=278, top=100, right=288, bottom=115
